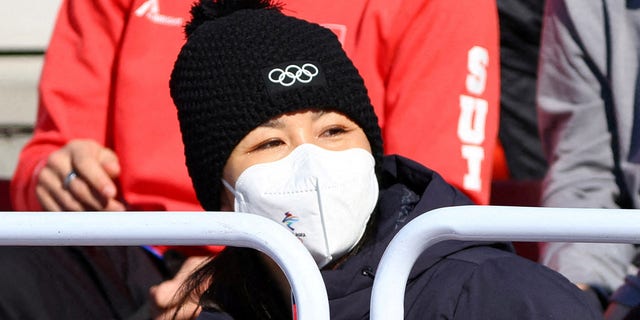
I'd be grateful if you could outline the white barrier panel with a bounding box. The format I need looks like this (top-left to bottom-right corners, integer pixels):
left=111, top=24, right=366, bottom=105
left=0, top=211, right=329, bottom=320
left=371, top=205, right=640, bottom=320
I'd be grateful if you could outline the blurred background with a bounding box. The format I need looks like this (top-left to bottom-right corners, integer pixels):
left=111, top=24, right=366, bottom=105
left=0, top=1, right=62, bottom=180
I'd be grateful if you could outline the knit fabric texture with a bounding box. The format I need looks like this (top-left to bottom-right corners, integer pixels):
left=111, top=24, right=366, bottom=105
left=170, top=3, right=383, bottom=211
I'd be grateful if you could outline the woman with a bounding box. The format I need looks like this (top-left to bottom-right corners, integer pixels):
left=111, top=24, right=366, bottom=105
left=168, top=0, right=600, bottom=319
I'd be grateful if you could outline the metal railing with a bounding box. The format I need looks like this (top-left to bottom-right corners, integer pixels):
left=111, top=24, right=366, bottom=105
left=0, top=211, right=329, bottom=320
left=370, top=205, right=640, bottom=319
left=3, top=206, right=640, bottom=319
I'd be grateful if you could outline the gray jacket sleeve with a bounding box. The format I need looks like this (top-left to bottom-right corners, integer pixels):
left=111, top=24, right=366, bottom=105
left=537, top=0, right=618, bottom=208
left=536, top=0, right=636, bottom=291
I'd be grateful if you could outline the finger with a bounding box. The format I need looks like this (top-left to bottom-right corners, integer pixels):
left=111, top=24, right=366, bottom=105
left=150, top=283, right=201, bottom=320
left=66, top=141, right=118, bottom=199
left=176, top=302, right=201, bottom=320
left=45, top=148, right=74, bottom=183
left=65, top=176, right=108, bottom=211
left=35, top=184, right=62, bottom=211
left=65, top=174, right=126, bottom=211
left=150, top=280, right=182, bottom=309
left=37, top=166, right=84, bottom=211
left=103, top=198, right=126, bottom=211
left=99, top=147, right=121, bottom=178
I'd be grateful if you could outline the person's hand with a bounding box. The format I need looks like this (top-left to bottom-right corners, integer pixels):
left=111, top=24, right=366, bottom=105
left=576, top=283, right=590, bottom=291
left=150, top=256, right=207, bottom=320
left=35, top=139, right=125, bottom=211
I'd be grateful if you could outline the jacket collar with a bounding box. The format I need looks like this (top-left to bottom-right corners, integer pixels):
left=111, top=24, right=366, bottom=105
left=322, top=155, right=512, bottom=300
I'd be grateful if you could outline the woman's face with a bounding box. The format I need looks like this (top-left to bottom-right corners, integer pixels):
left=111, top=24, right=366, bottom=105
left=220, top=110, right=371, bottom=210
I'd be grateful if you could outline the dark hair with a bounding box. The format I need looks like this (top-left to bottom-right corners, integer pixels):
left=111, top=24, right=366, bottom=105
left=174, top=212, right=378, bottom=319
left=175, top=248, right=292, bottom=320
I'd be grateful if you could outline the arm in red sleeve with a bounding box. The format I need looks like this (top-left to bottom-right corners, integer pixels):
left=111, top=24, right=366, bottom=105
left=275, top=0, right=498, bottom=203
left=11, top=0, right=130, bottom=210
left=380, top=0, right=500, bottom=204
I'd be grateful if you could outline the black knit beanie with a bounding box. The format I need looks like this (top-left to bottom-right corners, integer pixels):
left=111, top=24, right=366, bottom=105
left=170, top=0, right=383, bottom=211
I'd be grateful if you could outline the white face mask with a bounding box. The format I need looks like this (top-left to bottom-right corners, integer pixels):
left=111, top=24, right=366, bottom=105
left=223, top=143, right=379, bottom=268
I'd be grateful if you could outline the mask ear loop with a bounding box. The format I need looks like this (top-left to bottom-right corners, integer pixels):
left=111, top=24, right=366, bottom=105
left=221, top=179, right=236, bottom=194
left=315, top=177, right=333, bottom=267
left=221, top=179, right=241, bottom=211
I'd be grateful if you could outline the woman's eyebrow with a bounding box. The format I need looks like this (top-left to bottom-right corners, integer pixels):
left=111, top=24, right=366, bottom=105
left=260, top=111, right=328, bottom=128
left=312, top=110, right=327, bottom=121
left=260, top=118, right=284, bottom=128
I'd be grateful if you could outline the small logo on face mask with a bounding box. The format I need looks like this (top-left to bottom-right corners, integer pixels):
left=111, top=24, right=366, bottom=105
left=282, top=212, right=299, bottom=231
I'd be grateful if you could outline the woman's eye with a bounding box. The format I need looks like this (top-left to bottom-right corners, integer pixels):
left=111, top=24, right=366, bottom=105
left=321, top=126, right=348, bottom=137
left=253, top=139, right=285, bottom=151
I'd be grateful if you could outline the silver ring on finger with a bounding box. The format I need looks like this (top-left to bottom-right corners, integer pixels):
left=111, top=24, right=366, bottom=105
left=63, top=170, right=78, bottom=190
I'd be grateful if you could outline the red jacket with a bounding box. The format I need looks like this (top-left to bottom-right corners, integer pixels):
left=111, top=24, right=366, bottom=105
left=11, top=0, right=499, bottom=254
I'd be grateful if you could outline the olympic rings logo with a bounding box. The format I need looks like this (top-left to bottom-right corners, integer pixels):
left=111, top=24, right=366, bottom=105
left=268, top=63, right=319, bottom=87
